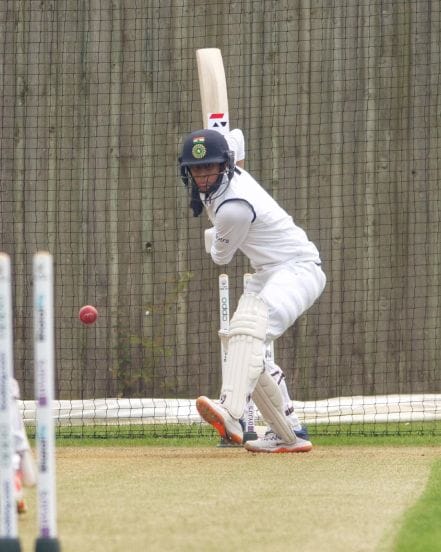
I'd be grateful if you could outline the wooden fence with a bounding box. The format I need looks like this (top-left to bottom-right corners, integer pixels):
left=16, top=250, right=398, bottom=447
left=0, top=0, right=439, bottom=401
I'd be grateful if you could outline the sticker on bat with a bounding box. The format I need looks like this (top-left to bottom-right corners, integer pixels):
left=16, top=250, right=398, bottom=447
left=207, top=113, right=230, bottom=135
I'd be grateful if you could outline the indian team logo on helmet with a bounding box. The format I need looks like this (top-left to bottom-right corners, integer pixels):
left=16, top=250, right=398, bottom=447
left=192, top=137, right=207, bottom=159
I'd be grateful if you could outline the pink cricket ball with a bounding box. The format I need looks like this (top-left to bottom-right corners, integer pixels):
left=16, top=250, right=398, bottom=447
left=79, top=305, right=98, bottom=325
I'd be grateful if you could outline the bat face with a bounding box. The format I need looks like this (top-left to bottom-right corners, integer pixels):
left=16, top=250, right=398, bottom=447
left=196, top=48, right=230, bottom=134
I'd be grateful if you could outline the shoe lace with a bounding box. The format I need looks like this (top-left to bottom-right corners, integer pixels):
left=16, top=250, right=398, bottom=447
left=264, top=428, right=304, bottom=442
left=263, top=429, right=279, bottom=441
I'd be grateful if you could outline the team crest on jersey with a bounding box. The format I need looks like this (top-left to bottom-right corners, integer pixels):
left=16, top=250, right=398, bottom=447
left=192, top=137, right=207, bottom=159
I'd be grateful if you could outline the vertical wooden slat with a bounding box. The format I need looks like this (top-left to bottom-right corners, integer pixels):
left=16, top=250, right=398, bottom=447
left=0, top=0, right=439, bottom=403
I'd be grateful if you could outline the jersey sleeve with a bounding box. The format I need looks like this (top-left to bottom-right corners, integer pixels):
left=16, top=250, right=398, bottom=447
left=210, top=199, right=254, bottom=265
left=226, top=129, right=245, bottom=163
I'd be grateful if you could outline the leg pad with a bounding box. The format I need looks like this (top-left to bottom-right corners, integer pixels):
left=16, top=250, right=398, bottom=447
left=252, top=370, right=296, bottom=444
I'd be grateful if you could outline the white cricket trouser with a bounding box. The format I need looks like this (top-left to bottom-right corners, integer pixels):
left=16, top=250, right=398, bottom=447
left=244, top=260, right=326, bottom=341
left=11, top=378, right=29, bottom=455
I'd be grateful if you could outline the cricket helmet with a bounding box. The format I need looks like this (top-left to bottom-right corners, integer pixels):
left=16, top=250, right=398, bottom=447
left=179, top=129, right=235, bottom=216
left=179, top=129, right=235, bottom=185
left=180, top=129, right=233, bottom=167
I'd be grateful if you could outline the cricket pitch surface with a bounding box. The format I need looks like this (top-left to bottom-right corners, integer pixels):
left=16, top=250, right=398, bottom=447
left=17, top=445, right=439, bottom=552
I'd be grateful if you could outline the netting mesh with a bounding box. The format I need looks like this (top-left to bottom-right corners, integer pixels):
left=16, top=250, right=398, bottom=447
left=0, top=1, right=440, bottom=436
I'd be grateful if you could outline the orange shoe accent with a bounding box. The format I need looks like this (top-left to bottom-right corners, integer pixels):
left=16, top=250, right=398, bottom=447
left=15, top=473, right=28, bottom=513
left=17, top=499, right=28, bottom=514
left=196, top=397, right=242, bottom=445
left=273, top=444, right=312, bottom=453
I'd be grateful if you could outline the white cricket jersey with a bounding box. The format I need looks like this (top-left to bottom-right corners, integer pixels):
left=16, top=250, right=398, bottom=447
left=202, top=169, right=321, bottom=271
left=225, top=129, right=245, bottom=163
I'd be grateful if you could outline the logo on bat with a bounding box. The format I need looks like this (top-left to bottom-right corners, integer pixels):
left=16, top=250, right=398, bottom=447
left=208, top=113, right=229, bottom=134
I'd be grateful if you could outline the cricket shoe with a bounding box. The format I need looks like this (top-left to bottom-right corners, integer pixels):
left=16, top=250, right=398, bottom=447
left=15, top=473, right=28, bottom=514
left=218, top=418, right=246, bottom=447
left=293, top=425, right=310, bottom=441
left=196, top=396, right=243, bottom=445
left=244, top=429, right=312, bottom=453
left=260, top=425, right=310, bottom=440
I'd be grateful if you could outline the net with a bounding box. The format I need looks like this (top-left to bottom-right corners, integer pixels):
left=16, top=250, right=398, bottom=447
left=1, top=0, right=440, bottom=437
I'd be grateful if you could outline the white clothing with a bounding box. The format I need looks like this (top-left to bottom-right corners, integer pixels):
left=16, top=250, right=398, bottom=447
left=245, top=260, right=326, bottom=339
left=11, top=381, right=28, bottom=455
left=225, top=128, right=245, bottom=163
left=202, top=169, right=325, bottom=339
left=11, top=378, right=36, bottom=485
left=197, top=130, right=325, bottom=433
left=204, top=169, right=321, bottom=271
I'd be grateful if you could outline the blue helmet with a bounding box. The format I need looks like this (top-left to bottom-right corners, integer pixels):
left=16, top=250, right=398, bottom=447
left=180, top=129, right=234, bottom=184
left=180, top=129, right=233, bottom=166
left=179, top=129, right=235, bottom=216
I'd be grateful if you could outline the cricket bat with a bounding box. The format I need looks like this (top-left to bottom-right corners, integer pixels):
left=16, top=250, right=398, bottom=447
left=196, top=48, right=230, bottom=135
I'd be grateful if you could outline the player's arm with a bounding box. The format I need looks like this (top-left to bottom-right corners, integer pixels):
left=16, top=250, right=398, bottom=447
left=207, top=200, right=254, bottom=265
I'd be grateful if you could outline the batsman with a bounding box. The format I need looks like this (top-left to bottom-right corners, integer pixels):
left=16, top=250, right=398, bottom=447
left=179, top=128, right=326, bottom=453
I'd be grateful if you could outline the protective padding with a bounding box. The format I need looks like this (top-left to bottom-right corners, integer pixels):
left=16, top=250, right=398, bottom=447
left=252, top=370, right=296, bottom=444
left=218, top=329, right=229, bottom=354
left=221, top=293, right=268, bottom=419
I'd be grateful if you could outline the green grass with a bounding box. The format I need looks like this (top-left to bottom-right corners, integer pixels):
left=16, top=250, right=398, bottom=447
left=26, top=426, right=441, bottom=449
left=392, top=458, right=441, bottom=552
left=48, top=433, right=441, bottom=448
left=311, top=432, right=441, bottom=447
left=24, top=420, right=441, bottom=447
left=24, top=419, right=441, bottom=444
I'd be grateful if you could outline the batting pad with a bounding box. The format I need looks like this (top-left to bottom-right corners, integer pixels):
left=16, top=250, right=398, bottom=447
left=221, top=293, right=268, bottom=419
left=252, top=370, right=296, bottom=444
